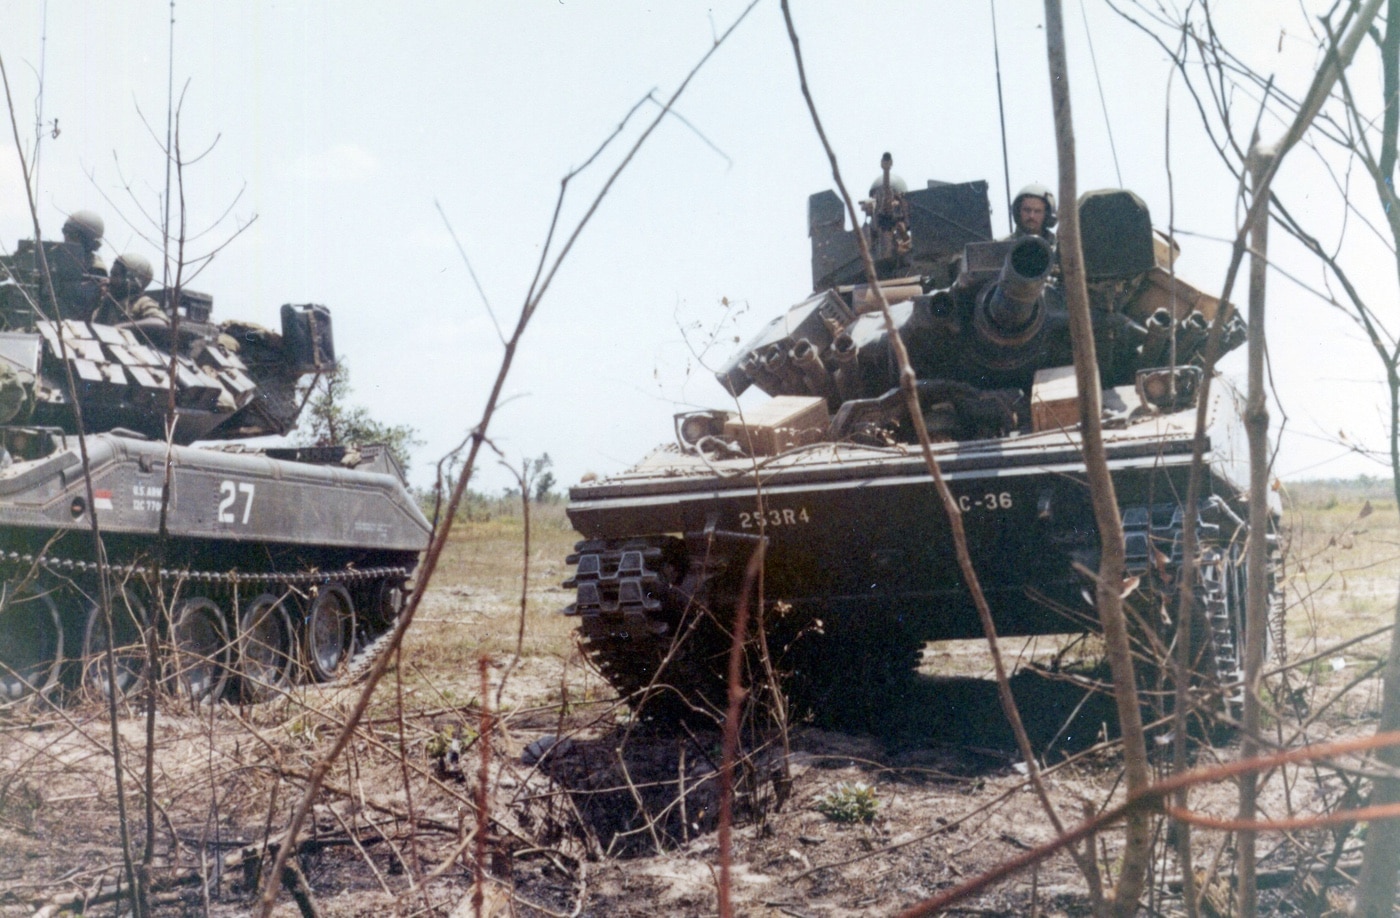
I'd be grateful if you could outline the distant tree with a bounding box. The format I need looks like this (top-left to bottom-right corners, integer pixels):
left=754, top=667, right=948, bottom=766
left=298, top=359, right=423, bottom=474
left=500, top=454, right=557, bottom=504
left=531, top=453, right=557, bottom=503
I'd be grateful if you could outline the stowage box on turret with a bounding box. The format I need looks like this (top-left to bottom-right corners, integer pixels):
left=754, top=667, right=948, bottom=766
left=0, top=232, right=429, bottom=703
left=561, top=156, right=1271, bottom=730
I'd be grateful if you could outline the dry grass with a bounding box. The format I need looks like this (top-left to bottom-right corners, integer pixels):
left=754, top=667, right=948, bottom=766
left=391, top=501, right=603, bottom=715
left=399, top=486, right=1400, bottom=724
left=2, top=487, right=1399, bottom=916
left=1279, top=480, right=1400, bottom=719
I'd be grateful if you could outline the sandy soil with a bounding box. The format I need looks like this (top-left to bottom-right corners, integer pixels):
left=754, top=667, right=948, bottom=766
left=0, top=492, right=1387, bottom=917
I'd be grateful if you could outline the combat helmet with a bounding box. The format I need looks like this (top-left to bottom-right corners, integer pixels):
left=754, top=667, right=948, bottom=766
left=1011, top=183, right=1057, bottom=229
left=61, top=210, right=105, bottom=248
left=112, top=253, right=154, bottom=292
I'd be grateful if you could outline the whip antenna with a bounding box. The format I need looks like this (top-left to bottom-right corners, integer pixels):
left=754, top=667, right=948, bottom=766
left=990, top=0, right=1013, bottom=234
left=1081, top=0, right=1123, bottom=186
left=34, top=1, right=47, bottom=188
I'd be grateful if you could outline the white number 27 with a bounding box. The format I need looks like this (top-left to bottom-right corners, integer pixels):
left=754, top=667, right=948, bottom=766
left=218, top=480, right=256, bottom=524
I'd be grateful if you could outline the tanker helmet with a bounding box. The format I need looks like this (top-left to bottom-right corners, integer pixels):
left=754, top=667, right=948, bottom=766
left=112, top=252, right=154, bottom=292
left=61, top=210, right=105, bottom=248
left=1011, top=184, right=1057, bottom=229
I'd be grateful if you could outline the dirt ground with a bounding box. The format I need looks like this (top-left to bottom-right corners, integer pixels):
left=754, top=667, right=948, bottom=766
left=0, top=486, right=1392, bottom=916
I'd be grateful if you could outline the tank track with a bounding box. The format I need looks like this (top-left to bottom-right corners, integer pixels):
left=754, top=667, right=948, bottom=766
left=565, top=536, right=924, bottom=728
left=0, top=549, right=412, bottom=698
left=565, top=537, right=669, bottom=707
left=565, top=537, right=733, bottom=719
left=1122, top=497, right=1283, bottom=719
left=0, top=547, right=408, bottom=588
left=1198, top=544, right=1242, bottom=705
left=334, top=626, right=403, bottom=687
left=569, top=500, right=1280, bottom=730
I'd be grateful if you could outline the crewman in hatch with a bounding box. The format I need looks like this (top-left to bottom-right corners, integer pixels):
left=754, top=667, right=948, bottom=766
left=91, top=253, right=167, bottom=327
left=61, top=209, right=107, bottom=277
left=1007, top=183, right=1057, bottom=245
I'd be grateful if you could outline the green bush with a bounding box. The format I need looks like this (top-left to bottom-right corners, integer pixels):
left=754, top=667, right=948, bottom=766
left=814, top=781, right=879, bottom=824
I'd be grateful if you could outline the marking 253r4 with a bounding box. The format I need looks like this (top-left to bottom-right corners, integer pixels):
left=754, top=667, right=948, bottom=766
left=738, top=507, right=811, bottom=529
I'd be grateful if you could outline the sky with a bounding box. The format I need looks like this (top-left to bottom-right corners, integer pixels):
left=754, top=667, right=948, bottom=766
left=0, top=1, right=1394, bottom=494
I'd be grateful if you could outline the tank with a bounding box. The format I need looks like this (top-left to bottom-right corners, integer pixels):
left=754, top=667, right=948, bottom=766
left=562, top=159, right=1263, bottom=729
left=0, top=238, right=431, bottom=703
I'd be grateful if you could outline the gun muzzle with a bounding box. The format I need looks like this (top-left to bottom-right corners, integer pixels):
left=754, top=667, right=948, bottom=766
left=1222, top=313, right=1248, bottom=353
left=977, top=236, right=1053, bottom=344
left=741, top=352, right=782, bottom=394
left=761, top=342, right=805, bottom=393
left=1137, top=308, right=1174, bottom=368
left=791, top=338, right=836, bottom=400
left=1175, top=311, right=1209, bottom=362
left=831, top=332, right=860, bottom=401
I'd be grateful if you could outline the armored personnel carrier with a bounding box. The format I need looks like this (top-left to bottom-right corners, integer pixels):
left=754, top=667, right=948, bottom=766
left=0, top=237, right=430, bottom=703
left=564, top=158, right=1262, bottom=729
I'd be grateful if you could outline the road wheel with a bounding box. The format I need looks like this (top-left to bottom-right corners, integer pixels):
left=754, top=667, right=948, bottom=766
left=367, top=577, right=405, bottom=631
left=305, top=582, right=355, bottom=682
left=237, top=592, right=298, bottom=702
left=81, top=586, right=150, bottom=701
left=0, top=581, right=63, bottom=702
left=169, top=596, right=232, bottom=702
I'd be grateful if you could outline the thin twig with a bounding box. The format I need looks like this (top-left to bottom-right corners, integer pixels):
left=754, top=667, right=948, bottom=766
left=251, top=7, right=760, bottom=909
left=779, top=0, right=1102, bottom=903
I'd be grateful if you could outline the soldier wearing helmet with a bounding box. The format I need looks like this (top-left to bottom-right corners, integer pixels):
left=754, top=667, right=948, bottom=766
left=61, top=209, right=107, bottom=277
left=1007, top=184, right=1057, bottom=245
left=92, top=253, right=167, bottom=327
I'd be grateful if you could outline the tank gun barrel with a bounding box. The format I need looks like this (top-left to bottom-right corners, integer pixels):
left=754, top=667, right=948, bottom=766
left=980, top=236, right=1053, bottom=336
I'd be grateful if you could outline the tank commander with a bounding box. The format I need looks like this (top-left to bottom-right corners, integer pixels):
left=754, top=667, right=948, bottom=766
left=1007, top=184, right=1057, bottom=245
left=92, top=252, right=167, bottom=328
left=61, top=209, right=107, bottom=276
left=33, top=209, right=110, bottom=320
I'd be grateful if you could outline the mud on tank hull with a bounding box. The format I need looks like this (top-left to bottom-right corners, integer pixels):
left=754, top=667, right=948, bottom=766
left=0, top=431, right=430, bottom=703
left=564, top=385, right=1256, bottom=729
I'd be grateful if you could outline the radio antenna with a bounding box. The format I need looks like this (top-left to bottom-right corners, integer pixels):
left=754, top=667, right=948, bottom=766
left=990, top=0, right=1013, bottom=234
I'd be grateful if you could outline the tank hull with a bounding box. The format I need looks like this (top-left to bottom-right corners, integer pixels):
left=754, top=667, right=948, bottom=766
left=0, top=432, right=430, bottom=701
left=564, top=386, right=1251, bottom=725
left=1, top=434, right=428, bottom=552
left=573, top=420, right=1238, bottom=617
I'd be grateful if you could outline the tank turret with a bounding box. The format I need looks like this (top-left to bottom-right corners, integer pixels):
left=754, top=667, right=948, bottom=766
left=704, top=167, right=1247, bottom=449
left=0, top=242, right=333, bottom=444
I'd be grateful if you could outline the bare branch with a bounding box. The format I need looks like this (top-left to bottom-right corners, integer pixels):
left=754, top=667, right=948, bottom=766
left=250, top=6, right=761, bottom=912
